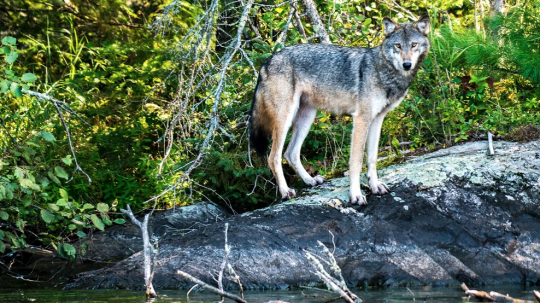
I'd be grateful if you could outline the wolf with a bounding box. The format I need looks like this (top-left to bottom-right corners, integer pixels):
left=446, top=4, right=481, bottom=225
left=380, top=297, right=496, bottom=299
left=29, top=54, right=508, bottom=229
left=250, top=15, right=430, bottom=204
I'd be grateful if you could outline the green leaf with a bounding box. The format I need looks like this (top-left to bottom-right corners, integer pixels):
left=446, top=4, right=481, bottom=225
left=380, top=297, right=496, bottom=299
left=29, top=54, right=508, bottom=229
left=56, top=199, right=68, bottom=207
left=0, top=230, right=4, bottom=240
left=59, top=188, right=69, bottom=201
left=0, top=46, right=9, bottom=54
left=0, top=211, right=8, bottom=221
left=76, top=231, right=87, bottom=238
left=48, top=171, right=61, bottom=185
left=2, top=36, right=16, bottom=46
left=63, top=243, right=76, bottom=256
left=21, top=73, right=37, bottom=83
left=48, top=204, right=60, bottom=212
left=54, top=166, right=69, bottom=180
left=0, top=79, right=10, bottom=93
left=96, top=203, right=109, bottom=213
left=37, top=176, right=50, bottom=188
left=68, top=224, right=77, bottom=230
left=82, top=203, right=94, bottom=210
left=5, top=187, right=13, bottom=200
left=14, top=167, right=24, bottom=180
left=0, top=241, right=5, bottom=253
left=19, top=178, right=34, bottom=189
left=61, top=155, right=72, bottom=165
left=40, top=131, right=55, bottom=142
left=10, top=81, right=21, bottom=97
left=5, top=51, right=18, bottom=64
left=0, top=185, right=4, bottom=199
left=41, top=209, right=55, bottom=223
left=72, top=219, right=85, bottom=227
left=113, top=218, right=126, bottom=224
left=90, top=214, right=105, bottom=231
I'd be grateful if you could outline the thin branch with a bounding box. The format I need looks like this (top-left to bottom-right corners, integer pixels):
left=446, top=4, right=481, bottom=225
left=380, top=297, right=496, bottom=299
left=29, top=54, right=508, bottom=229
left=177, top=270, right=248, bottom=303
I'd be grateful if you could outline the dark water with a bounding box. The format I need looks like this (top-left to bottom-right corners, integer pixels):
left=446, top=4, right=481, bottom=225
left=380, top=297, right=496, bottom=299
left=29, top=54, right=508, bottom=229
left=0, top=285, right=537, bottom=303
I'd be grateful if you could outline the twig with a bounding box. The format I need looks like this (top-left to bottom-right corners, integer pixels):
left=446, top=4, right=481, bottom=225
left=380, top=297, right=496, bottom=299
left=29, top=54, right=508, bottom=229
left=187, top=284, right=198, bottom=301
left=177, top=270, right=247, bottom=303
left=22, top=89, right=92, bottom=184
left=291, top=1, right=308, bottom=42
left=534, top=290, right=540, bottom=303
left=488, top=131, right=495, bottom=156
left=120, top=205, right=157, bottom=299
left=304, top=237, right=362, bottom=303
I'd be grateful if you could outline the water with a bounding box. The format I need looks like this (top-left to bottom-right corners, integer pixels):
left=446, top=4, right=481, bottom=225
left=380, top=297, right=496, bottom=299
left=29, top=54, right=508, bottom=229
left=0, top=285, right=537, bottom=303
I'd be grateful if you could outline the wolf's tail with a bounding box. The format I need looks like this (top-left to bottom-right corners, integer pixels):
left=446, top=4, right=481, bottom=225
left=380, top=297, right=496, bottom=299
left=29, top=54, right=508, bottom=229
left=249, top=75, right=269, bottom=157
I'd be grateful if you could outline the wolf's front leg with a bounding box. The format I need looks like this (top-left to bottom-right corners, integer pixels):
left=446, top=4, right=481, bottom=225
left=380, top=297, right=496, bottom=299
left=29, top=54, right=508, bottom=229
left=349, top=116, right=369, bottom=205
left=366, top=113, right=390, bottom=195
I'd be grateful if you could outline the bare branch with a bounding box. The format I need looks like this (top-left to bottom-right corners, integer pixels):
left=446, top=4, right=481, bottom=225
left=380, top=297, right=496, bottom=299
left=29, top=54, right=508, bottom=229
left=177, top=270, right=248, bottom=303
left=120, top=205, right=157, bottom=299
left=21, top=89, right=92, bottom=184
left=145, top=0, right=256, bottom=205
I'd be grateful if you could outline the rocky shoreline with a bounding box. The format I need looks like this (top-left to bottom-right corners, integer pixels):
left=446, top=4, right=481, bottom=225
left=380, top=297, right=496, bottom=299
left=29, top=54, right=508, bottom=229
left=15, top=140, right=540, bottom=290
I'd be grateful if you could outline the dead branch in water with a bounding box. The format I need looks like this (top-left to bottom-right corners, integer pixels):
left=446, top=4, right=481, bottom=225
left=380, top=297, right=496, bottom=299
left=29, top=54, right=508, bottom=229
left=177, top=270, right=247, bottom=303
left=179, top=223, right=247, bottom=303
left=461, top=283, right=539, bottom=303
left=304, top=232, right=362, bottom=303
left=120, top=205, right=157, bottom=299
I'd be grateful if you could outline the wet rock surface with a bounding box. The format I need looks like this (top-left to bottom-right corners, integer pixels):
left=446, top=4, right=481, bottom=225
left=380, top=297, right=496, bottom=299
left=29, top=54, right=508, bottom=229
left=64, top=140, right=540, bottom=289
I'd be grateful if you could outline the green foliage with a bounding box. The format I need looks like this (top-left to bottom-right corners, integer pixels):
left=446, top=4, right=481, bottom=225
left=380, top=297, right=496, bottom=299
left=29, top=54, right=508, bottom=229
left=0, top=36, right=37, bottom=97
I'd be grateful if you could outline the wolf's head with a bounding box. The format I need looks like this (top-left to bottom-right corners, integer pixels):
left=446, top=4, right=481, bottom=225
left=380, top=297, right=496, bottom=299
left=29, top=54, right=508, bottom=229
left=381, top=15, right=430, bottom=74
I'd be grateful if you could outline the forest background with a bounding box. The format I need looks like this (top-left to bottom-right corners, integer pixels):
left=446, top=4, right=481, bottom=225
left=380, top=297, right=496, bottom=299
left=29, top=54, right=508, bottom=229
left=1, top=0, right=539, bottom=260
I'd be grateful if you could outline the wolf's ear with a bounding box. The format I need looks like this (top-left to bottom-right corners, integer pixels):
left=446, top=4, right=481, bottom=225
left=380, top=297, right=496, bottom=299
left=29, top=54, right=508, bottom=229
left=415, top=14, right=430, bottom=36
left=383, top=17, right=399, bottom=37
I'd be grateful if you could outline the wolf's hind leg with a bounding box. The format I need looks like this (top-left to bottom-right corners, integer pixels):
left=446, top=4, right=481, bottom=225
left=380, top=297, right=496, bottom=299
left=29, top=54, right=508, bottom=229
left=268, top=101, right=298, bottom=200
left=366, top=113, right=390, bottom=195
left=284, top=105, right=324, bottom=186
left=349, top=115, right=369, bottom=205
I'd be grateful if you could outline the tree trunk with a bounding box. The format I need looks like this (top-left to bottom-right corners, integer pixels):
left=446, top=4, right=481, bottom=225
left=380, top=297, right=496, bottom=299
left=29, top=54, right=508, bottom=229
left=490, top=0, right=505, bottom=16
left=300, top=0, right=331, bottom=44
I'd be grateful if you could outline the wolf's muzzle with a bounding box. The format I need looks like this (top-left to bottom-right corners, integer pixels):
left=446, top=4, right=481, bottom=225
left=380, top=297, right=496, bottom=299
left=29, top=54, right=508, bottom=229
left=403, top=62, right=412, bottom=70
left=402, top=62, right=412, bottom=70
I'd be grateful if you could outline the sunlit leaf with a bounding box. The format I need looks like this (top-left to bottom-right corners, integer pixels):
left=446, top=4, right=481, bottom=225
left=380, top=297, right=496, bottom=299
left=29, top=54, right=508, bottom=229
left=41, top=209, right=55, bottom=223
left=90, top=214, right=105, bottom=231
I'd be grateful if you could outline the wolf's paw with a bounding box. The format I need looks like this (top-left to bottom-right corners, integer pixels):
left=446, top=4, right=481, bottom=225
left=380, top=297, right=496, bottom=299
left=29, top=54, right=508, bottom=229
left=350, top=193, right=367, bottom=205
left=312, top=175, right=325, bottom=185
left=282, top=188, right=297, bottom=200
left=370, top=181, right=390, bottom=195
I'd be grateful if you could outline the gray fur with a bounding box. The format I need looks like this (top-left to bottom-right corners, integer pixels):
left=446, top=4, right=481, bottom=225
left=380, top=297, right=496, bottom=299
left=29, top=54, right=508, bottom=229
left=250, top=15, right=430, bottom=204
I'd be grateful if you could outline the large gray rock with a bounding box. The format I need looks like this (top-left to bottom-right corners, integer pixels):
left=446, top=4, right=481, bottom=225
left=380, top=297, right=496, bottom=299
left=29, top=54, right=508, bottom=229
left=66, top=140, right=540, bottom=290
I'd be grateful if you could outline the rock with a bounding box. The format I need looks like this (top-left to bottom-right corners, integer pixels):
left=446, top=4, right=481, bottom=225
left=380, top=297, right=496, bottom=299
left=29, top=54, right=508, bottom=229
left=14, top=201, right=230, bottom=282
left=65, top=140, right=540, bottom=290
left=80, top=201, right=231, bottom=262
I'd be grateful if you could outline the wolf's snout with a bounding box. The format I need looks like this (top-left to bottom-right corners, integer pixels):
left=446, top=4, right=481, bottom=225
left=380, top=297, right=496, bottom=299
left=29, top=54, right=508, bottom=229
left=403, top=62, right=412, bottom=70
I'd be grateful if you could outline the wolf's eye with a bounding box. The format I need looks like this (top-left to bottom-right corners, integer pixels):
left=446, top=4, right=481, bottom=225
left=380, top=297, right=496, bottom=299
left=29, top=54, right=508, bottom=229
left=395, top=43, right=401, bottom=49
left=411, top=43, right=418, bottom=48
